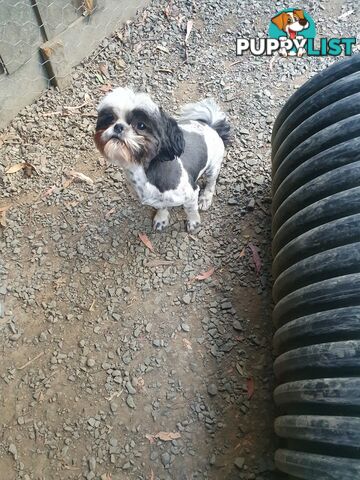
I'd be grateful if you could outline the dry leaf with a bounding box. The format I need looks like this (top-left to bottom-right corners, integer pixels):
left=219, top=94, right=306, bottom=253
left=236, top=362, right=245, bottom=376
left=248, top=243, right=262, bottom=275
left=191, top=267, right=215, bottom=282
left=145, top=434, right=155, bottom=444
left=5, top=163, right=26, bottom=174
left=0, top=206, right=10, bottom=227
left=239, top=248, right=246, bottom=258
left=66, top=170, right=94, bottom=185
left=247, top=377, right=255, bottom=400
left=83, top=0, right=94, bottom=15
left=139, top=233, right=155, bottom=253
left=156, top=45, right=169, bottom=54
left=185, top=19, right=194, bottom=44
left=182, top=338, right=192, bottom=350
left=99, top=62, right=109, bottom=78
left=100, top=84, right=113, bottom=93
left=155, top=431, right=181, bottom=441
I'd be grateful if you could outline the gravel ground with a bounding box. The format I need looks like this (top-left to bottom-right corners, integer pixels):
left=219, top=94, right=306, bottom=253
left=0, top=0, right=359, bottom=479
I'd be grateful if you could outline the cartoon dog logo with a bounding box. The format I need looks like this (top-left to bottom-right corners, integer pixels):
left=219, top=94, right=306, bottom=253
left=271, top=9, right=310, bottom=56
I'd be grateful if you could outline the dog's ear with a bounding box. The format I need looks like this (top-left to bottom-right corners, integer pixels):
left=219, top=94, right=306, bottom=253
left=158, top=108, right=185, bottom=161
left=293, top=9, right=305, bottom=20
left=271, top=12, right=287, bottom=31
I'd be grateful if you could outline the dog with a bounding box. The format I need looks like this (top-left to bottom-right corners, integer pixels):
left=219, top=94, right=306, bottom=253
left=94, top=88, right=230, bottom=232
left=271, top=9, right=309, bottom=57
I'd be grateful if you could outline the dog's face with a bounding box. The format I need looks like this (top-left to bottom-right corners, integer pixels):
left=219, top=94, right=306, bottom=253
left=94, top=88, right=184, bottom=168
left=271, top=9, right=309, bottom=39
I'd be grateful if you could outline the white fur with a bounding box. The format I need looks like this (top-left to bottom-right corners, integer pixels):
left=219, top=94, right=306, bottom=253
left=98, top=87, right=158, bottom=116
left=179, top=98, right=226, bottom=126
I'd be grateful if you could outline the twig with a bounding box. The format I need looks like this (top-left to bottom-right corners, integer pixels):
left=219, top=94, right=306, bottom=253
left=63, top=101, right=89, bottom=110
left=229, top=60, right=242, bottom=67
left=18, top=351, right=44, bottom=370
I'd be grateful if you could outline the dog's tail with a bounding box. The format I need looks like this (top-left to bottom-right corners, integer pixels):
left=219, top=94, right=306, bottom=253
left=178, top=98, right=231, bottom=146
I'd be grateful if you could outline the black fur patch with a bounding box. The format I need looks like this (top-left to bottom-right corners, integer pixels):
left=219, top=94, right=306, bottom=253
left=146, top=157, right=181, bottom=193
left=96, top=107, right=116, bottom=130
left=180, top=130, right=208, bottom=188
left=212, top=119, right=231, bottom=146
left=158, top=108, right=185, bottom=161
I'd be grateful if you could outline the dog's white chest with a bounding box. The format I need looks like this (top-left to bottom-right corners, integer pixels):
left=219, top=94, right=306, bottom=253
left=125, top=166, right=193, bottom=209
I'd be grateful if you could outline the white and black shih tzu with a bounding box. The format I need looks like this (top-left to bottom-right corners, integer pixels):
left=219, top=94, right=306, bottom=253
left=94, top=87, right=230, bottom=232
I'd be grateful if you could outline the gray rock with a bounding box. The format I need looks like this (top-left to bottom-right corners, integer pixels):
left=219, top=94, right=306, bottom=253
left=126, top=395, right=136, bottom=409
left=182, top=294, right=191, bottom=305
left=234, top=457, right=245, bottom=470
left=207, top=383, right=218, bottom=396
left=161, top=451, right=171, bottom=467
left=86, top=357, right=95, bottom=367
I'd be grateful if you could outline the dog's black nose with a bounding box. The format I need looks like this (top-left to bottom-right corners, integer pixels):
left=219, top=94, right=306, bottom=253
left=114, top=123, right=124, bottom=134
left=299, top=18, right=307, bottom=26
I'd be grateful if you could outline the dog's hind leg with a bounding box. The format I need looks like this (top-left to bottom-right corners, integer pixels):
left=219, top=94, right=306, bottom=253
left=184, top=188, right=201, bottom=232
left=198, top=157, right=223, bottom=211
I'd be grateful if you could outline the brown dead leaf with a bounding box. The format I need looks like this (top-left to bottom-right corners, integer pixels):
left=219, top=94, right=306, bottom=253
left=239, top=248, right=246, bottom=258
left=190, top=267, right=215, bottom=282
left=155, top=431, right=181, bottom=441
left=185, top=19, right=194, bottom=44
left=139, top=233, right=155, bottom=253
left=182, top=338, right=192, bottom=350
left=100, top=84, right=113, bottom=93
left=247, top=377, right=255, bottom=400
left=66, top=170, right=94, bottom=185
left=83, top=0, right=94, bottom=15
left=248, top=243, right=262, bottom=275
left=5, top=163, right=26, bottom=174
left=145, top=434, right=155, bottom=444
left=99, top=62, right=109, bottom=78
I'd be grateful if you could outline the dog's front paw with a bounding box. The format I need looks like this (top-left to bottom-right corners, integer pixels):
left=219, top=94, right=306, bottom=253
left=153, top=209, right=170, bottom=232
left=186, top=212, right=201, bottom=233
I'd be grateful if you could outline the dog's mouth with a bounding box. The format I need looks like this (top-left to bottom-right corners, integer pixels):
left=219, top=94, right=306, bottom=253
left=110, top=134, right=124, bottom=142
left=288, top=28, right=297, bottom=39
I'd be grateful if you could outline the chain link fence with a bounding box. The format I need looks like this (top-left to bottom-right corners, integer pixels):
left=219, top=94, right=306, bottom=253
left=0, top=0, right=147, bottom=128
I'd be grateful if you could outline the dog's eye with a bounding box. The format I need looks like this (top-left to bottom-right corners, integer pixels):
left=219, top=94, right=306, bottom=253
left=137, top=122, right=146, bottom=130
